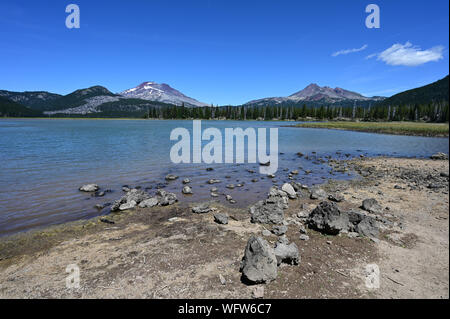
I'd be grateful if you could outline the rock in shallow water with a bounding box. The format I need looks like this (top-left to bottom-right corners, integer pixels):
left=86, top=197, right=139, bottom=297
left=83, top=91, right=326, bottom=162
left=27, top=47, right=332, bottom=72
left=240, top=236, right=278, bottom=284
left=79, top=184, right=99, bottom=192
left=182, top=186, right=193, bottom=194
left=156, top=189, right=177, bottom=206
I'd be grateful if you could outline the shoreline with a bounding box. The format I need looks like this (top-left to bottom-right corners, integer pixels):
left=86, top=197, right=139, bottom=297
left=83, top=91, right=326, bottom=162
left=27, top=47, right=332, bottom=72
left=287, top=121, right=449, bottom=138
left=0, top=156, right=448, bottom=298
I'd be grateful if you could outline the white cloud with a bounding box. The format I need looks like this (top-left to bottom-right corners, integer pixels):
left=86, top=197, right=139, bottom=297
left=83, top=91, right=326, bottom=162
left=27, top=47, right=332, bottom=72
left=332, top=44, right=368, bottom=57
left=370, top=42, right=444, bottom=66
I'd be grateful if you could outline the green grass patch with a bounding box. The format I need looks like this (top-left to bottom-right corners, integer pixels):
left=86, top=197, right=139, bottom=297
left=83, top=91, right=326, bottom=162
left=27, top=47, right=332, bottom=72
left=294, top=121, right=449, bottom=137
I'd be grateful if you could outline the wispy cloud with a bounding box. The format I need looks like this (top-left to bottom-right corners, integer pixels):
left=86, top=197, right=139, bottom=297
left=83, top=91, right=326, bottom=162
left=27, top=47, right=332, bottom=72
left=332, top=44, right=368, bottom=57
left=366, top=42, right=444, bottom=66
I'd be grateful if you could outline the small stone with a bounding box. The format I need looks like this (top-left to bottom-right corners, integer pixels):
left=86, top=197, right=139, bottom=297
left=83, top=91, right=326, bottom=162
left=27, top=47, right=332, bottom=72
left=182, top=186, right=193, bottom=194
left=299, top=234, right=310, bottom=241
left=165, top=174, right=178, bottom=181
left=182, top=178, right=191, bottom=184
left=214, top=213, right=229, bottom=225
left=252, top=286, right=264, bottom=299
left=271, top=225, right=288, bottom=236
left=192, top=204, right=211, bottom=214
left=219, top=274, right=226, bottom=285
left=262, top=229, right=272, bottom=237
left=79, top=184, right=99, bottom=192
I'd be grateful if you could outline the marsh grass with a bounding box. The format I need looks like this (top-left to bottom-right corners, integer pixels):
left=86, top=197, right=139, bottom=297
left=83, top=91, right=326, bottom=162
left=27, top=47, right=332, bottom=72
left=294, top=121, right=449, bottom=137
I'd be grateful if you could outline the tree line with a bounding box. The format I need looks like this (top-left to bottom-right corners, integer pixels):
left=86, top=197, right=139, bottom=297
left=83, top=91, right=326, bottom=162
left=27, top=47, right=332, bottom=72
left=142, top=101, right=449, bottom=123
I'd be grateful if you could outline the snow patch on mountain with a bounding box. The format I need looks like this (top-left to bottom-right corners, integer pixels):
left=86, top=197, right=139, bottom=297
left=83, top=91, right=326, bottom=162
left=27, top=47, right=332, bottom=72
left=120, top=81, right=208, bottom=107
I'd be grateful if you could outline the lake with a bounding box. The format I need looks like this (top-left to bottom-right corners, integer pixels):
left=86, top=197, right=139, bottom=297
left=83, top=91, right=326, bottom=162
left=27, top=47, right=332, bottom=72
left=0, top=119, right=448, bottom=237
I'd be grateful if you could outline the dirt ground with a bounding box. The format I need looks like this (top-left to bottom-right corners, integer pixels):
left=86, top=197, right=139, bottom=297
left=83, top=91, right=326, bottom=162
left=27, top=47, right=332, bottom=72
left=0, top=157, right=448, bottom=299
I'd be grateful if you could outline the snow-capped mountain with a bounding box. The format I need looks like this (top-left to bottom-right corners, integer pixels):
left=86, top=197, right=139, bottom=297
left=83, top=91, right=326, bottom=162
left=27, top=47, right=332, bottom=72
left=245, top=83, right=385, bottom=106
left=120, top=82, right=208, bottom=107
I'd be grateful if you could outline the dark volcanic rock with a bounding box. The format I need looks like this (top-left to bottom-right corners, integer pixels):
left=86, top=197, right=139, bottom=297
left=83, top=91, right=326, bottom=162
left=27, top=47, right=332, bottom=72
left=240, top=236, right=278, bottom=284
left=361, top=198, right=382, bottom=214
left=307, top=201, right=349, bottom=235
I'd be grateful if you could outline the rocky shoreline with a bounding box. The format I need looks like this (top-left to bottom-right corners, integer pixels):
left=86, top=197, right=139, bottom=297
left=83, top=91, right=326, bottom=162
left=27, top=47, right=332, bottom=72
left=0, top=155, right=448, bottom=298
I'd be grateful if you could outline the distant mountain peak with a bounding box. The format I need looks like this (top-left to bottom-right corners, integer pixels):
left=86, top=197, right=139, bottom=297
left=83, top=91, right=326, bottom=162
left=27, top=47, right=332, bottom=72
left=245, top=83, right=385, bottom=106
left=120, top=81, right=208, bottom=107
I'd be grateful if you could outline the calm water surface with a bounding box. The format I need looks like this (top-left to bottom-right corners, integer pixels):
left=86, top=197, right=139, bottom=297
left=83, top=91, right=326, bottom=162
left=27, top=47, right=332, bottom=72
left=0, top=119, right=448, bottom=236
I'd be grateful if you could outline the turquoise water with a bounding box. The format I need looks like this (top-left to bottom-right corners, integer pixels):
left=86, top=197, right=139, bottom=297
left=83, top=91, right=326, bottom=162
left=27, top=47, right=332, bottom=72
left=0, top=119, right=448, bottom=236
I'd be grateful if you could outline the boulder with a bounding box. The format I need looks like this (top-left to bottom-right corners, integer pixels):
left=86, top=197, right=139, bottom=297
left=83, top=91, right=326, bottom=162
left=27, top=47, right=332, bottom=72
left=361, top=198, right=382, bottom=214
left=430, top=152, right=448, bottom=160
left=156, top=189, right=177, bottom=206
left=214, top=213, right=228, bottom=225
left=240, top=236, right=278, bottom=284
left=192, top=203, right=211, bottom=214
left=307, top=201, right=349, bottom=235
left=250, top=186, right=289, bottom=224
left=250, top=200, right=284, bottom=224
left=79, top=184, right=99, bottom=192
left=207, top=179, right=221, bottom=184
left=111, top=188, right=151, bottom=211
left=310, top=187, right=327, bottom=200
left=119, top=200, right=137, bottom=211
left=273, top=240, right=300, bottom=266
left=138, top=197, right=158, bottom=208
left=182, top=178, right=191, bottom=184
left=348, top=210, right=379, bottom=238
left=281, top=183, right=297, bottom=199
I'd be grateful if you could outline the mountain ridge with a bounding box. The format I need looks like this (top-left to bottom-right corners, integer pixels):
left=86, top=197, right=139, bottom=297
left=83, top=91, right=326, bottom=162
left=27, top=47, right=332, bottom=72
left=120, top=81, right=208, bottom=107
left=244, top=83, right=385, bottom=107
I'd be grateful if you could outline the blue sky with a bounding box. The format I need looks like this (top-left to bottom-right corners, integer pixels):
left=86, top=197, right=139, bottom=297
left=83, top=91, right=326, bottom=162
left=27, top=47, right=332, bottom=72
left=0, top=0, right=448, bottom=105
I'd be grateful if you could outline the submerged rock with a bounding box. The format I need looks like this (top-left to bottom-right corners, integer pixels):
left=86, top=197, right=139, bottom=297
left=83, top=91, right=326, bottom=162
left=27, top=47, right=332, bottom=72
left=240, top=236, right=278, bottom=284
